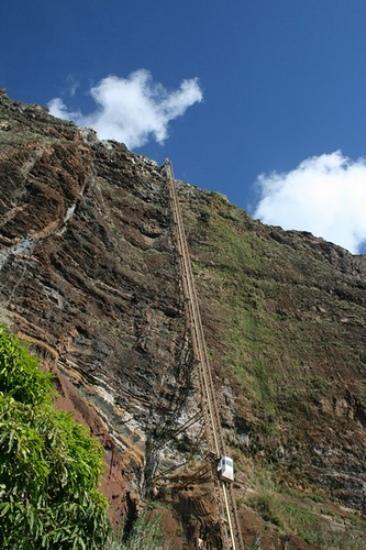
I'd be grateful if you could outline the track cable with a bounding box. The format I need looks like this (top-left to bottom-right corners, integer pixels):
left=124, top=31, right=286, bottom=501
left=163, top=161, right=244, bottom=550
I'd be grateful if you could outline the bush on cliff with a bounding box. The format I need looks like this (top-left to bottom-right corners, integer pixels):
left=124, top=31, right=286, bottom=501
left=0, top=325, right=111, bottom=549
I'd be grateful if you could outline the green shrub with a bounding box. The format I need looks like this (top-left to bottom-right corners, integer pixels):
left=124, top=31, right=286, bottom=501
left=0, top=325, right=111, bottom=549
left=0, top=327, right=53, bottom=404
left=211, top=191, right=229, bottom=203
left=198, top=209, right=210, bottom=223
left=113, top=511, right=165, bottom=550
left=248, top=494, right=282, bottom=527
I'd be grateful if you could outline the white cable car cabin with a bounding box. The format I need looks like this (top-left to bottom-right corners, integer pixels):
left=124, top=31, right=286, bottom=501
left=217, top=456, right=234, bottom=482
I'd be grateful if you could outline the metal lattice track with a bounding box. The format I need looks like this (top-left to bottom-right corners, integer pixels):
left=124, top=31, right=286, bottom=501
left=164, top=161, right=244, bottom=550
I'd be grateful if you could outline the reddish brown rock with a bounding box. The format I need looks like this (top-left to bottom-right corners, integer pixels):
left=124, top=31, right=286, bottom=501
left=1, top=91, right=366, bottom=548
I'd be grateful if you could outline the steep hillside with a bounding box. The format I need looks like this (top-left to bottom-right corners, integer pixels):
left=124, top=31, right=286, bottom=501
left=0, top=89, right=365, bottom=548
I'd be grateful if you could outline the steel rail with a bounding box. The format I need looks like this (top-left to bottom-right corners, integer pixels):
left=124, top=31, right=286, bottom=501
left=164, top=161, right=244, bottom=550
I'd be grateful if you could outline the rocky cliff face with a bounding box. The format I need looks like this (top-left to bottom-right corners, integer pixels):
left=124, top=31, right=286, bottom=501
left=0, top=90, right=365, bottom=548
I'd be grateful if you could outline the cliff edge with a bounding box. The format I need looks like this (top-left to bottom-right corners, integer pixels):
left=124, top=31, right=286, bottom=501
left=0, top=90, right=365, bottom=548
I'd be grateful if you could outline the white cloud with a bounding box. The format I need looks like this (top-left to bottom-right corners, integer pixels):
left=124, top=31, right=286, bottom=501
left=48, top=98, right=80, bottom=120
left=65, top=75, right=80, bottom=97
left=48, top=69, right=203, bottom=148
left=254, top=151, right=366, bottom=253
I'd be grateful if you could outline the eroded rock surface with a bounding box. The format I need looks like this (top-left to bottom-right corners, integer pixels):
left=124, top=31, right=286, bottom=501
left=1, top=90, right=366, bottom=548
left=0, top=91, right=207, bottom=543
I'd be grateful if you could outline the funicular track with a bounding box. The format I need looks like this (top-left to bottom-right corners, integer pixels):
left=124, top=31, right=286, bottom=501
left=163, top=161, right=244, bottom=550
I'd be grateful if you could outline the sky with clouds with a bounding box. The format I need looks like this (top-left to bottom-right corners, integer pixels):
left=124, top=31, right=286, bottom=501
left=48, top=71, right=203, bottom=148
left=1, top=0, right=366, bottom=253
left=255, top=152, right=366, bottom=254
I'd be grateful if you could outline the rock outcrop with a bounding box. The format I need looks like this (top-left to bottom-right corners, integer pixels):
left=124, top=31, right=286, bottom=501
left=0, top=90, right=365, bottom=548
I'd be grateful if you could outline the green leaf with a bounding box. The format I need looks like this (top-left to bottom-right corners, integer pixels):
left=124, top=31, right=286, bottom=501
left=0, top=325, right=111, bottom=548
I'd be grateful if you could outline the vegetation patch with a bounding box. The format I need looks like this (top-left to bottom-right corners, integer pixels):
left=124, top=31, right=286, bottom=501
left=0, top=325, right=111, bottom=549
left=246, top=488, right=366, bottom=549
left=116, top=510, right=166, bottom=550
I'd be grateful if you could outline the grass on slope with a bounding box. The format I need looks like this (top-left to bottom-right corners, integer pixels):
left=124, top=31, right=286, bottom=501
left=193, top=197, right=363, bottom=428
left=189, top=195, right=366, bottom=546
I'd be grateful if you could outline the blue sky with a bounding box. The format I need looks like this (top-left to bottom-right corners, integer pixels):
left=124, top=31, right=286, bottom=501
left=1, top=0, right=366, bottom=252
